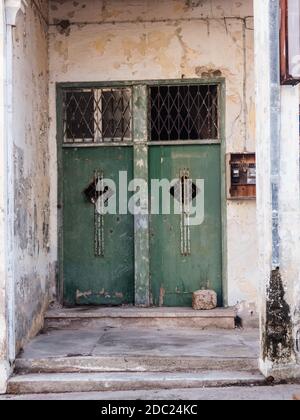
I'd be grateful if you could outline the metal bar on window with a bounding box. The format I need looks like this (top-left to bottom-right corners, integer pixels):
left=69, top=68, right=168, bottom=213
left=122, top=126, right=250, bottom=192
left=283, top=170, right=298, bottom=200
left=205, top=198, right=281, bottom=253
left=63, top=87, right=133, bottom=144
left=148, top=83, right=219, bottom=142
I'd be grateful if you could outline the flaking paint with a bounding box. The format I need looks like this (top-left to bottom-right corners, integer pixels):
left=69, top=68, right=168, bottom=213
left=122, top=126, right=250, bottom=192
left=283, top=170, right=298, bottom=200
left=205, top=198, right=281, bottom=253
left=12, top=1, right=55, bottom=353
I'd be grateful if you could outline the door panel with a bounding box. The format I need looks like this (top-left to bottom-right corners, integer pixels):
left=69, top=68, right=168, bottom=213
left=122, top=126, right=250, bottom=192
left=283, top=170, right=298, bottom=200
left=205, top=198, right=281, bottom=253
left=149, top=145, right=222, bottom=307
left=62, top=147, right=134, bottom=306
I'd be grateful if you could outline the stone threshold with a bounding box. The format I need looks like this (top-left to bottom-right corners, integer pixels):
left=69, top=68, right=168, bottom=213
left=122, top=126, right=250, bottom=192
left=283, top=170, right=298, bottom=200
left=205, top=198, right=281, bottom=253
left=44, top=306, right=236, bottom=330
left=15, top=355, right=259, bottom=375
left=7, top=371, right=266, bottom=395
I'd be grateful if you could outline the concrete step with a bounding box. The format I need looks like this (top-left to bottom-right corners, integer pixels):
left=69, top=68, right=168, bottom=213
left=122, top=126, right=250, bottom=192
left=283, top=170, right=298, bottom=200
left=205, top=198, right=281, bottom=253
left=7, top=371, right=266, bottom=395
left=44, top=307, right=236, bottom=330
left=15, top=355, right=258, bottom=374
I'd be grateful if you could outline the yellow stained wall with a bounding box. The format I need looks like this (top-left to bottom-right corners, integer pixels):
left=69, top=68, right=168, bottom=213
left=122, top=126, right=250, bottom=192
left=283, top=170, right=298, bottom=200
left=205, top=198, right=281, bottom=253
left=49, top=0, right=258, bottom=325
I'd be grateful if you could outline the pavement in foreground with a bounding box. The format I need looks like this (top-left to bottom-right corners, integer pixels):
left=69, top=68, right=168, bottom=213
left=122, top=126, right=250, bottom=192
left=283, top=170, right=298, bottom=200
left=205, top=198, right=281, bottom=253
left=1, top=385, right=300, bottom=400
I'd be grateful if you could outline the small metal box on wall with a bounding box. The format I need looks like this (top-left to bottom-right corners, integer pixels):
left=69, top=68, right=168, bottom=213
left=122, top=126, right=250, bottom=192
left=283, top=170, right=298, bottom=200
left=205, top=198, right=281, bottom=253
left=226, top=153, right=256, bottom=199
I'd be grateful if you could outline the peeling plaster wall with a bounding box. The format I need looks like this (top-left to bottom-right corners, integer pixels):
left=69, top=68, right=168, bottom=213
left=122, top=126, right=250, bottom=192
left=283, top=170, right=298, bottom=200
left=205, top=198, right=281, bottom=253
left=277, top=87, right=300, bottom=371
left=13, top=0, right=55, bottom=353
left=49, top=0, right=258, bottom=325
left=0, top=0, right=8, bottom=393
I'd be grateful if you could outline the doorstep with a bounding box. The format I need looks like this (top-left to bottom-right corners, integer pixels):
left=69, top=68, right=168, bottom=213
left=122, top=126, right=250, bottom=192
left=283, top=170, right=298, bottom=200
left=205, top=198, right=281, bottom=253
left=7, top=371, right=265, bottom=395
left=44, top=306, right=236, bottom=330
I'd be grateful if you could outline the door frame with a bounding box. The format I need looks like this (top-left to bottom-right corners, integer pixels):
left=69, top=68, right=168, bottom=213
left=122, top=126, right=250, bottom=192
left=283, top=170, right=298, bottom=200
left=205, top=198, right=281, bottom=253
left=56, top=78, right=227, bottom=307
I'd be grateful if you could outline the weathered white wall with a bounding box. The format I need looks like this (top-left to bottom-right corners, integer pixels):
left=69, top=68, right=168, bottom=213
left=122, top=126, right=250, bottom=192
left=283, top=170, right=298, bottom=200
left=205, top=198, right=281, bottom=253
left=12, top=0, right=55, bottom=353
left=279, top=87, right=300, bottom=376
left=0, top=0, right=9, bottom=394
left=254, top=0, right=300, bottom=378
left=48, top=0, right=258, bottom=324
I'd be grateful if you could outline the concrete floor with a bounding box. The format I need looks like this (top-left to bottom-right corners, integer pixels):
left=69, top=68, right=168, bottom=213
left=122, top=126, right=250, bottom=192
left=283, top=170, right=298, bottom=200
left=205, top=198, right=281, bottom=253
left=18, top=327, right=259, bottom=360
left=1, top=385, right=300, bottom=400
left=6, top=327, right=300, bottom=399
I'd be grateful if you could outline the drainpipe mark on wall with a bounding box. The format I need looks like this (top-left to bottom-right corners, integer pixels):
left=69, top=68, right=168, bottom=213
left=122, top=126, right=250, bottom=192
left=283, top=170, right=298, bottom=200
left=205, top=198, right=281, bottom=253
left=242, top=18, right=248, bottom=151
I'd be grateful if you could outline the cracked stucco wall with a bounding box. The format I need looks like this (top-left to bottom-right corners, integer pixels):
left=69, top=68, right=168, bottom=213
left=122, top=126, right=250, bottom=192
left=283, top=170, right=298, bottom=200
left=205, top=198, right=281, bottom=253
left=48, top=0, right=258, bottom=325
left=0, top=0, right=8, bottom=393
left=13, top=0, right=55, bottom=353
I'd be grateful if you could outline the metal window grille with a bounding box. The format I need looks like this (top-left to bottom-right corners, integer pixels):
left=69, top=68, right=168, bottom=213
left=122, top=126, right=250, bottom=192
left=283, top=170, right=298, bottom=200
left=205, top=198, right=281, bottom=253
left=63, top=88, right=132, bottom=143
left=149, top=84, right=219, bottom=141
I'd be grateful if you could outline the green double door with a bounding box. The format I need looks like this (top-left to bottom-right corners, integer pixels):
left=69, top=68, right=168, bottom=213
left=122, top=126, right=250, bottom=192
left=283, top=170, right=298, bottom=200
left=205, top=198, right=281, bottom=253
left=62, top=145, right=222, bottom=307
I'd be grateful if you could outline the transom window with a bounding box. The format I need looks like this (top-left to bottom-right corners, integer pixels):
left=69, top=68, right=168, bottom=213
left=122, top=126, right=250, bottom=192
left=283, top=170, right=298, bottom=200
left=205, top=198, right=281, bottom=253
left=63, top=88, right=132, bottom=143
left=149, top=84, right=219, bottom=141
left=62, top=83, right=220, bottom=144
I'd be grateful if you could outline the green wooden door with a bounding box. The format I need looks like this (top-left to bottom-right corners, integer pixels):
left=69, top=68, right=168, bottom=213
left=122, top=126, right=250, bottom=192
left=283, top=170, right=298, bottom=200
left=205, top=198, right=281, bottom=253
left=149, top=144, right=222, bottom=307
left=62, top=147, right=134, bottom=306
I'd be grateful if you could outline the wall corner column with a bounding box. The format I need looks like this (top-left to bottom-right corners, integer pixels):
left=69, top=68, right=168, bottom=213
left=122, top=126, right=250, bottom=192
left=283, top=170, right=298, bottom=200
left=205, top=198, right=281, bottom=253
left=0, top=0, right=9, bottom=394
left=0, top=0, right=27, bottom=393
left=254, top=0, right=300, bottom=380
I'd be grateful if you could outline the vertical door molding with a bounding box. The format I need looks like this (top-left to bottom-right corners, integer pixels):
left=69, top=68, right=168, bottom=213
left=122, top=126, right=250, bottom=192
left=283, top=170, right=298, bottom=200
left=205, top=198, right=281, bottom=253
left=132, top=85, right=150, bottom=306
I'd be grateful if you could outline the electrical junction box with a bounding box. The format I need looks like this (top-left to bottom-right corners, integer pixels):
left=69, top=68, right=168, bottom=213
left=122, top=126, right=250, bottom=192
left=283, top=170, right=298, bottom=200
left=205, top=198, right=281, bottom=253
left=226, top=153, right=256, bottom=199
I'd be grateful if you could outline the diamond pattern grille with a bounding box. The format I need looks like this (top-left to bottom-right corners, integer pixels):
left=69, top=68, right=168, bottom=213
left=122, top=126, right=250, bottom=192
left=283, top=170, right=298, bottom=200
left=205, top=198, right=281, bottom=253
left=149, top=84, right=219, bottom=141
left=63, top=88, right=132, bottom=143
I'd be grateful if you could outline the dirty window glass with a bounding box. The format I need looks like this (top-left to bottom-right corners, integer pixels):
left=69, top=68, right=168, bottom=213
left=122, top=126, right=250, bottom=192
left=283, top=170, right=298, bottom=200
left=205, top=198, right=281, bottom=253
left=101, top=89, right=132, bottom=141
left=149, top=84, right=219, bottom=141
left=63, top=88, right=132, bottom=143
left=65, top=90, right=94, bottom=142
